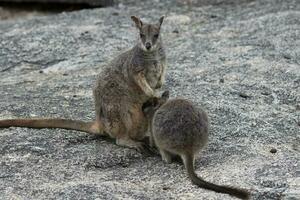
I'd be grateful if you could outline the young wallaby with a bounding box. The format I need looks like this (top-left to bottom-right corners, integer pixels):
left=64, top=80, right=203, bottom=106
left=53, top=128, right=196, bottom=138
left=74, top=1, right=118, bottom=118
left=0, top=16, right=167, bottom=151
left=142, top=90, right=170, bottom=148
left=143, top=96, right=250, bottom=199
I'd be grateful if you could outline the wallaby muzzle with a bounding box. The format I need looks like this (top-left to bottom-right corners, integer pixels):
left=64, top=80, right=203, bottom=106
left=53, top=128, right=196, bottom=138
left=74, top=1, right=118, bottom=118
left=145, top=42, right=151, bottom=50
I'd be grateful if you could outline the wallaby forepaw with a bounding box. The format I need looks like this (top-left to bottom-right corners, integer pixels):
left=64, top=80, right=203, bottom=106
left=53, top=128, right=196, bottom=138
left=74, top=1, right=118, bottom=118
left=153, top=90, right=161, bottom=98
left=155, top=81, right=162, bottom=89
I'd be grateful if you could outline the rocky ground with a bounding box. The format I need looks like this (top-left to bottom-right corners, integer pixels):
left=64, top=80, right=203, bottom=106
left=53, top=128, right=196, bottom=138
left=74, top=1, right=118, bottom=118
left=0, top=0, right=299, bottom=199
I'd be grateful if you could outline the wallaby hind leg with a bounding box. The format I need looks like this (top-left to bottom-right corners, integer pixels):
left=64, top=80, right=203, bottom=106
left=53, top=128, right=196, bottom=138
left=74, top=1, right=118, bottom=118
left=126, top=104, right=148, bottom=140
left=116, top=111, right=147, bottom=152
left=99, top=116, right=142, bottom=151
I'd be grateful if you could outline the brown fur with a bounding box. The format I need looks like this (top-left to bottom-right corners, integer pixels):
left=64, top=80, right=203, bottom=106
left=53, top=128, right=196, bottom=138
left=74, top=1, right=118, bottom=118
left=0, top=16, right=166, bottom=151
left=143, top=96, right=250, bottom=199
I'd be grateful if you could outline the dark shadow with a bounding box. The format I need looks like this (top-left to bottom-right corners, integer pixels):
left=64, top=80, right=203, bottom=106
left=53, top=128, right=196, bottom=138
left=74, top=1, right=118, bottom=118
left=0, top=2, right=97, bottom=13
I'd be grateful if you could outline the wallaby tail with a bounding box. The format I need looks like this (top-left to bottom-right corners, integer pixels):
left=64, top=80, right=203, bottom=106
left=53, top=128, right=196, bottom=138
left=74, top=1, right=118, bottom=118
left=182, top=154, right=250, bottom=199
left=0, top=118, right=101, bottom=134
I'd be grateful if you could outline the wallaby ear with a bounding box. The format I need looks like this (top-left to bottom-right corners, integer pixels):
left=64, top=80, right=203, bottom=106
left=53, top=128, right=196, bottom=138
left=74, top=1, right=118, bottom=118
left=158, top=15, right=165, bottom=27
left=131, top=16, right=143, bottom=29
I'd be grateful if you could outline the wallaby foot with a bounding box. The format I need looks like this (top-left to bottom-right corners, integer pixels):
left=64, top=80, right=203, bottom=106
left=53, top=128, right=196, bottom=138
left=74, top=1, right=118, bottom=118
left=91, top=120, right=105, bottom=135
left=116, top=137, right=145, bottom=152
left=160, top=149, right=172, bottom=163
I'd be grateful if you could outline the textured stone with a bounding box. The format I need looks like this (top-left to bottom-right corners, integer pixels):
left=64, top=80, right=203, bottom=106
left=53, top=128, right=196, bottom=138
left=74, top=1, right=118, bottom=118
left=0, top=0, right=299, bottom=199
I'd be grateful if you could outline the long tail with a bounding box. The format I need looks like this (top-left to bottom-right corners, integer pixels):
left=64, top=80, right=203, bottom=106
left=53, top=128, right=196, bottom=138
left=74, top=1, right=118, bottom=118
left=182, top=154, right=250, bottom=199
left=0, top=118, right=101, bottom=134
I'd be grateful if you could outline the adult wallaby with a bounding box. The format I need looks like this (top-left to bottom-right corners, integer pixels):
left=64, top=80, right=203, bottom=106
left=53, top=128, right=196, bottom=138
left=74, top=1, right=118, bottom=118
left=0, top=16, right=167, bottom=151
left=143, top=93, right=250, bottom=199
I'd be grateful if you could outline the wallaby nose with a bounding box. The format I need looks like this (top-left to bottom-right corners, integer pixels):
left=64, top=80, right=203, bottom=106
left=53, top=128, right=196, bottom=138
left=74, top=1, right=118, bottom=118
left=145, top=42, right=151, bottom=50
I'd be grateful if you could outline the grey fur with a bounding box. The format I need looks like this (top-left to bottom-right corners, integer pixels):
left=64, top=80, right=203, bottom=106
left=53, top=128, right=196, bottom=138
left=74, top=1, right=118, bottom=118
left=0, top=16, right=167, bottom=152
left=143, top=97, right=250, bottom=199
left=92, top=16, right=166, bottom=150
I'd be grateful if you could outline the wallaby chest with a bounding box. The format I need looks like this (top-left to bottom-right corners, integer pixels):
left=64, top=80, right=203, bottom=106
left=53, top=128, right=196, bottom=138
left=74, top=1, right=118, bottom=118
left=144, top=59, right=165, bottom=88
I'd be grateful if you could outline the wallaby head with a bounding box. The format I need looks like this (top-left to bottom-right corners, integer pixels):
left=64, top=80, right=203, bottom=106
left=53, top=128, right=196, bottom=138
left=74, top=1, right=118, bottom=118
left=142, top=90, right=169, bottom=119
left=131, top=15, right=164, bottom=52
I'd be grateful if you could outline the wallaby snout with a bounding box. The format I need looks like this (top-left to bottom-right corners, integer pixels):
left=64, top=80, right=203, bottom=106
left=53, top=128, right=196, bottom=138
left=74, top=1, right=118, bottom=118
left=145, top=42, right=151, bottom=50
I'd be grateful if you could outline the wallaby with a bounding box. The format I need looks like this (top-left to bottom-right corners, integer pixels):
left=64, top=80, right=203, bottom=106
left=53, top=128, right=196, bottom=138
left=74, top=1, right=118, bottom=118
left=0, top=16, right=167, bottom=151
left=143, top=94, right=250, bottom=199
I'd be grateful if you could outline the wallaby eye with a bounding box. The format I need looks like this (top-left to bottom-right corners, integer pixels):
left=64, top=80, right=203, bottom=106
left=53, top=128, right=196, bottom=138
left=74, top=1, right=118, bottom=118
left=154, top=34, right=159, bottom=38
left=140, top=33, right=145, bottom=38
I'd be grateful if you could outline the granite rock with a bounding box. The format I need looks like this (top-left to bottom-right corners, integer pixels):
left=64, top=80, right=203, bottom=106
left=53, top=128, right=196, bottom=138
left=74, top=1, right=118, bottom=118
left=0, top=0, right=299, bottom=199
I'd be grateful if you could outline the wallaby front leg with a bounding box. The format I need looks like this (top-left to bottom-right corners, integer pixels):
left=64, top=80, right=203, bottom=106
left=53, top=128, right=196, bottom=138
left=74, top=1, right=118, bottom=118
left=148, top=123, right=155, bottom=148
left=155, top=63, right=166, bottom=89
left=156, top=79, right=163, bottom=89
left=134, top=72, right=155, bottom=97
left=156, top=71, right=165, bottom=89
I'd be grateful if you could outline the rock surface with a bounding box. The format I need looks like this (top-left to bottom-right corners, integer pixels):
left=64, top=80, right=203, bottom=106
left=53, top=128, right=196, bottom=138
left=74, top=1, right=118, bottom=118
left=0, top=0, right=299, bottom=199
